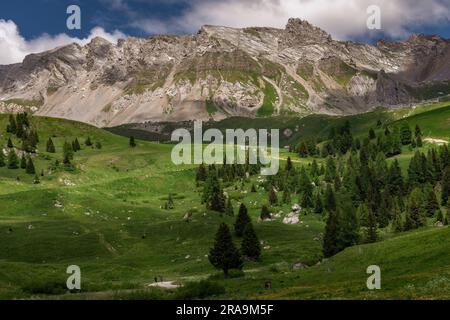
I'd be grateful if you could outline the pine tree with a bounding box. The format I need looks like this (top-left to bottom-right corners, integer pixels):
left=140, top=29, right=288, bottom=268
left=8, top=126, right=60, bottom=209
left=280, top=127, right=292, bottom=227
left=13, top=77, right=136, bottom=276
left=323, top=209, right=340, bottom=258
left=441, top=166, right=450, bottom=206
left=425, top=188, right=439, bottom=217
left=73, top=138, right=81, bottom=152
left=369, top=128, right=376, bottom=140
left=400, top=122, right=412, bottom=145
left=202, top=173, right=225, bottom=212
left=337, top=205, right=360, bottom=250
left=7, top=138, right=13, bottom=148
left=235, top=203, right=251, bottom=237
left=20, top=154, right=27, bottom=169
left=95, top=142, right=102, bottom=149
left=46, top=138, right=56, bottom=153
left=268, top=187, right=278, bottom=206
left=7, top=114, right=17, bottom=134
left=25, top=156, right=35, bottom=174
left=251, top=184, right=257, bottom=193
left=260, top=205, right=271, bottom=220
left=33, top=174, right=40, bottom=185
left=286, top=156, right=293, bottom=171
left=299, top=168, right=313, bottom=208
left=324, top=157, right=336, bottom=182
left=404, top=188, right=426, bottom=231
left=209, top=223, right=243, bottom=277
left=387, top=159, right=404, bottom=194
left=166, top=194, right=174, bottom=210
left=63, top=141, right=74, bottom=160
left=314, top=193, right=323, bottom=214
left=391, top=199, right=403, bottom=233
left=324, top=184, right=337, bottom=212
left=7, top=150, right=19, bottom=169
left=241, top=223, right=261, bottom=261
left=130, top=136, right=137, bottom=148
left=85, top=137, right=93, bottom=147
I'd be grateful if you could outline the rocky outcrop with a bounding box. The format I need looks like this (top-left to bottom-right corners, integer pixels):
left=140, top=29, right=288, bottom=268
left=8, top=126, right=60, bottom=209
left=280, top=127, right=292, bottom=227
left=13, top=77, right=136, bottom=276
left=1, top=19, right=449, bottom=127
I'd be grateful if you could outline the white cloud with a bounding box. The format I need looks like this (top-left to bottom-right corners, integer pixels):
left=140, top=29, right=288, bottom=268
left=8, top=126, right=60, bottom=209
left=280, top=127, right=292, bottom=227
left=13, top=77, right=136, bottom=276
left=0, top=19, right=126, bottom=65
left=134, top=0, right=450, bottom=40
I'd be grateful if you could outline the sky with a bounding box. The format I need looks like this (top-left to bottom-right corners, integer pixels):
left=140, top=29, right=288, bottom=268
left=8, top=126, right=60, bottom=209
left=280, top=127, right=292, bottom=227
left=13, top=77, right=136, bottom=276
left=1, top=0, right=450, bottom=65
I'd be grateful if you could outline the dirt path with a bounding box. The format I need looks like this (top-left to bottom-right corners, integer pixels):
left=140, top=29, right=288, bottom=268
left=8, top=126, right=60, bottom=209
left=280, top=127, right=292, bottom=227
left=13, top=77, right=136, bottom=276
left=148, top=281, right=181, bottom=289
left=424, top=138, right=448, bottom=145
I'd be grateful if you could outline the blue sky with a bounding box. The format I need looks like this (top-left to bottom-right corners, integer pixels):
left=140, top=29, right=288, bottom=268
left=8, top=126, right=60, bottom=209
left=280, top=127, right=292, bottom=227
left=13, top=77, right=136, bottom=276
left=1, top=0, right=450, bottom=64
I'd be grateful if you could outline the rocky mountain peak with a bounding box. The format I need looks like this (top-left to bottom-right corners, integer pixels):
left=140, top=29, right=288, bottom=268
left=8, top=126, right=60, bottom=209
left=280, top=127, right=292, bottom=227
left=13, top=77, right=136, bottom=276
left=283, top=18, right=332, bottom=45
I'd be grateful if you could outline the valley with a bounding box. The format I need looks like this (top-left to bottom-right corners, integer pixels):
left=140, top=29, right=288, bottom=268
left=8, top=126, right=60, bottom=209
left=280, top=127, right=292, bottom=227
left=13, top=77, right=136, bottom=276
left=0, top=102, right=449, bottom=300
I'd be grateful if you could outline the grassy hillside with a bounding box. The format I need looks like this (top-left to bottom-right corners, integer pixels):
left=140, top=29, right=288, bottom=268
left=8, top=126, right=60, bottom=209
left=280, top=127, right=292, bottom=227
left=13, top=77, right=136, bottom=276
left=0, top=101, right=449, bottom=300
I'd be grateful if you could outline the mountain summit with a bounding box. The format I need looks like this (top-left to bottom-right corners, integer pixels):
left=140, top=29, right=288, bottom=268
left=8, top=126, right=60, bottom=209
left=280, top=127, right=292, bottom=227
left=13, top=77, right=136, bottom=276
left=1, top=19, right=449, bottom=127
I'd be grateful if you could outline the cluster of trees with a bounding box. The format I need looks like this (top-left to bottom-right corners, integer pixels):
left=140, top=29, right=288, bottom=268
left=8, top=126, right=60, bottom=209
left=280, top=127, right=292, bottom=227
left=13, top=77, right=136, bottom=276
left=2, top=113, right=40, bottom=181
left=301, top=121, right=424, bottom=160
left=197, top=159, right=261, bottom=212
left=209, top=203, right=261, bottom=276
left=269, top=141, right=450, bottom=258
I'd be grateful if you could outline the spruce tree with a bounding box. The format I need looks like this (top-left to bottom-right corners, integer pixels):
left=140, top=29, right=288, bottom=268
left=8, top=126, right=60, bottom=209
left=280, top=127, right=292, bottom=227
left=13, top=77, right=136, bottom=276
left=46, top=138, right=56, bottom=153
left=268, top=187, right=278, bottom=206
left=73, top=138, right=81, bottom=151
left=365, top=206, right=378, bottom=243
left=20, top=154, right=27, bottom=169
left=324, top=184, right=337, bottom=212
left=241, top=223, right=261, bottom=261
left=130, top=136, right=137, bottom=148
left=391, top=199, right=403, bottom=233
left=425, top=188, right=439, bottom=217
left=7, top=150, right=19, bottom=169
left=337, top=206, right=360, bottom=250
left=323, top=209, right=340, bottom=258
left=441, top=166, right=450, bottom=206
left=314, top=193, right=323, bottom=214
left=260, top=205, right=271, bottom=220
left=400, top=122, right=412, bottom=145
left=85, top=137, right=93, bottom=147
left=209, top=223, right=243, bottom=277
left=235, top=203, right=251, bottom=237
left=196, top=164, right=207, bottom=182
left=404, top=188, right=426, bottom=231
left=282, top=188, right=291, bottom=204
left=7, top=138, right=13, bottom=148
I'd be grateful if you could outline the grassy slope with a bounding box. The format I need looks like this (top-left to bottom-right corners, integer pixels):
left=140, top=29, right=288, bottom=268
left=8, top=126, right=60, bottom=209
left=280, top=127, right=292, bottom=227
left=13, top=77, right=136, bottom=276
left=0, top=102, right=449, bottom=300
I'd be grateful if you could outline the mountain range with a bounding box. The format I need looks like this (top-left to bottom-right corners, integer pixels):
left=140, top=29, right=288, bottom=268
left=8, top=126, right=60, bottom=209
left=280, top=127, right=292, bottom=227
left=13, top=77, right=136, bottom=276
left=1, top=18, right=450, bottom=127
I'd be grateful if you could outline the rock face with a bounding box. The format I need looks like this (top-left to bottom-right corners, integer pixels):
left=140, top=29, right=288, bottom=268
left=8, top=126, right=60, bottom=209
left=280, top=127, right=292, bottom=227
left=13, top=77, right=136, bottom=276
left=1, top=19, right=450, bottom=127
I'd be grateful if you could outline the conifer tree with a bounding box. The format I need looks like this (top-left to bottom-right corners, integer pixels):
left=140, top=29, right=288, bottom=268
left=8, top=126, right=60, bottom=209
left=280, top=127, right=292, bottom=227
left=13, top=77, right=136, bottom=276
left=260, top=205, right=271, bottom=220
left=400, top=122, right=412, bottom=145
left=7, top=150, right=19, bottom=169
left=241, top=223, right=261, bottom=261
left=425, top=188, right=439, bottom=217
left=85, top=137, right=93, bottom=147
left=404, top=188, right=426, bottom=230
left=202, top=173, right=225, bottom=212
left=251, top=184, right=257, bottom=193
left=314, top=193, right=323, bottom=214
left=7, top=138, right=13, bottom=148
left=46, top=138, right=56, bottom=153
left=441, top=166, right=450, bottom=206
left=63, top=141, right=74, bottom=160
left=337, top=205, right=360, bottom=250
left=20, top=154, right=27, bottom=169
left=285, top=156, right=293, bottom=171
left=365, top=206, right=378, bottom=243
left=209, top=223, right=243, bottom=277
left=324, top=184, right=337, bottom=212
left=7, top=114, right=17, bottom=134
left=299, top=168, right=313, bottom=208
left=391, top=199, right=403, bottom=233
left=166, top=194, right=174, bottom=210
left=323, top=209, right=340, bottom=258
left=388, top=159, right=404, bottom=194
left=268, top=187, right=278, bottom=206
left=324, top=157, right=336, bottom=182
left=95, top=142, right=102, bottom=149
left=26, top=157, right=35, bottom=175
left=130, top=136, right=137, bottom=148
left=235, top=203, right=251, bottom=237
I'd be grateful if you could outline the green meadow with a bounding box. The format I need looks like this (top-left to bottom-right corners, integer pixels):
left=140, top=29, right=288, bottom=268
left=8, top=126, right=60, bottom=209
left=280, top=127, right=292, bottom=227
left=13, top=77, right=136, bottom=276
left=0, top=103, right=449, bottom=300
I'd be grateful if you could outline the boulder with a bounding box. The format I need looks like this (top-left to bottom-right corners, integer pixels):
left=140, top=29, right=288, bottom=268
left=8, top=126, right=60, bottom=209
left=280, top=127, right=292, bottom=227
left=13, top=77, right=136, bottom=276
left=293, top=262, right=308, bottom=270
left=291, top=204, right=301, bottom=212
left=283, top=212, right=300, bottom=225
